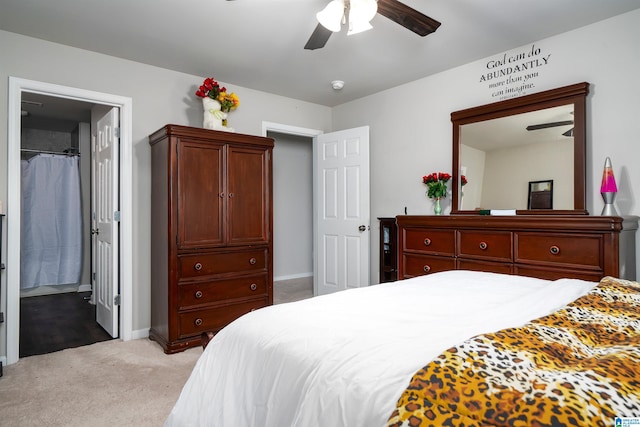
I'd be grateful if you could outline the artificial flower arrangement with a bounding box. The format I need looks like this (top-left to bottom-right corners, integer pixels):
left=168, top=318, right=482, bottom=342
left=422, top=172, right=451, bottom=199
left=195, top=77, right=240, bottom=112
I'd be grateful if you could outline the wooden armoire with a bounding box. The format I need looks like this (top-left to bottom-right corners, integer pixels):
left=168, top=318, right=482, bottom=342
left=148, top=124, right=274, bottom=353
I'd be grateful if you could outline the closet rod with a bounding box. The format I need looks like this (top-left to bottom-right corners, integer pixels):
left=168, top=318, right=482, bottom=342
left=20, top=148, right=80, bottom=157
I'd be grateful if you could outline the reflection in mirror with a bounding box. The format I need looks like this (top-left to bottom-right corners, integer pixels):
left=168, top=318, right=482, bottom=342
left=451, top=82, right=589, bottom=215
left=460, top=105, right=573, bottom=210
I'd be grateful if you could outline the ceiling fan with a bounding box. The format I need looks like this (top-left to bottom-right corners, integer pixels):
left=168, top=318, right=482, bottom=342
left=304, top=0, right=441, bottom=50
left=526, top=120, right=574, bottom=137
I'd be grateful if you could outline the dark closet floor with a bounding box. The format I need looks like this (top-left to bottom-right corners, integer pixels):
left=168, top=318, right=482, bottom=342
left=20, top=291, right=114, bottom=357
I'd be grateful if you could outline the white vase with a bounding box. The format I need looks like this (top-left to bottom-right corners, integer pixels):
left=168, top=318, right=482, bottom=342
left=202, top=97, right=225, bottom=130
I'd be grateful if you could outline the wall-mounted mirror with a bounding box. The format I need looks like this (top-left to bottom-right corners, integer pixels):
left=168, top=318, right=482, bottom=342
left=451, top=82, right=589, bottom=215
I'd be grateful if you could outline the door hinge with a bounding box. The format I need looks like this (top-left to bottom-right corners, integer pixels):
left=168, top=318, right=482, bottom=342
left=114, top=295, right=121, bottom=306
left=114, top=127, right=121, bottom=138
left=114, top=211, right=121, bottom=222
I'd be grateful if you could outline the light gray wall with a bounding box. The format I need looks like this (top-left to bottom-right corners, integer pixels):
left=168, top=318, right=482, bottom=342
left=332, top=9, right=640, bottom=282
left=0, top=29, right=331, bottom=355
left=270, top=132, right=313, bottom=280
left=480, top=140, right=573, bottom=210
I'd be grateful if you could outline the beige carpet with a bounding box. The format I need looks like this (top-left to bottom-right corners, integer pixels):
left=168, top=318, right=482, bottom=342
left=0, top=277, right=313, bottom=426
left=0, top=338, right=201, bottom=426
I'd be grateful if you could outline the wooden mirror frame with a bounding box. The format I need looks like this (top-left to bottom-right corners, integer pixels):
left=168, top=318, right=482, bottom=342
left=451, top=82, right=589, bottom=215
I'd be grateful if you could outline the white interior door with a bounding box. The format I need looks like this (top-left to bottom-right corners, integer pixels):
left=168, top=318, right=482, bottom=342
left=93, top=107, right=119, bottom=337
left=315, top=126, right=370, bottom=295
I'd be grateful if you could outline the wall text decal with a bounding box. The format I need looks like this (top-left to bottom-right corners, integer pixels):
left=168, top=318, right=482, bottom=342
left=479, top=44, right=551, bottom=100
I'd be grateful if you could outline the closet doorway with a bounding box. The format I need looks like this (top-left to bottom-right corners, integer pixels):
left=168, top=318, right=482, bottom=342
left=5, top=77, right=133, bottom=365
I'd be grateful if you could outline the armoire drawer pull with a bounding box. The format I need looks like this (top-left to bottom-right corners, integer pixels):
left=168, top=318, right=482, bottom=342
left=219, top=192, right=225, bottom=198
left=249, top=257, right=257, bottom=265
left=194, top=262, right=203, bottom=271
left=423, top=265, right=431, bottom=273
left=479, top=241, right=488, bottom=250
left=424, top=238, right=432, bottom=246
left=250, top=283, right=257, bottom=291
left=194, top=290, right=203, bottom=299
left=550, top=245, right=560, bottom=255
left=194, top=318, right=203, bottom=326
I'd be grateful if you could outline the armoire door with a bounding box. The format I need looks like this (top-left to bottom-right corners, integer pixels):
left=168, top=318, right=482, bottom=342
left=227, top=146, right=270, bottom=245
left=177, top=140, right=225, bottom=249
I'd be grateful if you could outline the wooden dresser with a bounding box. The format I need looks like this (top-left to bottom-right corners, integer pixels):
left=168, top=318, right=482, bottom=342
left=149, top=125, right=273, bottom=353
left=396, top=215, right=637, bottom=282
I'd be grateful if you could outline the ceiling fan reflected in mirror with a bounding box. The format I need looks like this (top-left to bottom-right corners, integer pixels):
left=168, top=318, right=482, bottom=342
left=526, top=120, right=574, bottom=137
left=304, top=0, right=441, bottom=50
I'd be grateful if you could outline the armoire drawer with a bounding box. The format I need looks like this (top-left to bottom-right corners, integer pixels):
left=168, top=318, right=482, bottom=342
left=402, top=253, right=456, bottom=277
left=178, top=298, right=268, bottom=338
left=179, top=249, right=267, bottom=279
left=457, top=230, right=513, bottom=261
left=403, top=229, right=455, bottom=255
left=515, top=232, right=602, bottom=268
left=178, top=274, right=268, bottom=309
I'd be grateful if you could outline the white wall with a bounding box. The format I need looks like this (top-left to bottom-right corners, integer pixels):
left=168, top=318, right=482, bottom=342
left=270, top=132, right=314, bottom=280
left=0, top=29, right=332, bottom=357
left=332, top=9, right=640, bottom=282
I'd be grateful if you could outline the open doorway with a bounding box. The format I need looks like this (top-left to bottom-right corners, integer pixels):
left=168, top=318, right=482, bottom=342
left=263, top=122, right=322, bottom=299
left=18, top=94, right=112, bottom=356
left=5, top=77, right=133, bottom=366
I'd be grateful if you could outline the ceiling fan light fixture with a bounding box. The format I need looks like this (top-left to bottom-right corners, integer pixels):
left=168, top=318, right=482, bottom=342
left=347, top=0, right=377, bottom=35
left=317, top=0, right=345, bottom=33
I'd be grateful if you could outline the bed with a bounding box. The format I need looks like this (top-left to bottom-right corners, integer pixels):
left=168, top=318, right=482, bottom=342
left=165, top=270, right=640, bottom=426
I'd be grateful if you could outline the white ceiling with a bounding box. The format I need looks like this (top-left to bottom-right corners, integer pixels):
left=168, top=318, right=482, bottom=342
left=2, top=0, right=639, bottom=109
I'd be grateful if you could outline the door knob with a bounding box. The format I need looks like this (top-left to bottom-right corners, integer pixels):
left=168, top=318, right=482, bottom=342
left=358, top=225, right=366, bottom=232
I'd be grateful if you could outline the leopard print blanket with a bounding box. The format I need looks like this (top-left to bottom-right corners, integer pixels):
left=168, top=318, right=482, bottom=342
left=388, top=276, right=640, bottom=427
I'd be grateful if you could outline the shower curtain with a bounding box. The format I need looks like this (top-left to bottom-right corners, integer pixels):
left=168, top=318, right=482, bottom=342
left=21, top=154, right=82, bottom=289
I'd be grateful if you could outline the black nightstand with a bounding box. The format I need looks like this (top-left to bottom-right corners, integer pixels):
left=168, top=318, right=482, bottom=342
left=378, top=217, right=397, bottom=283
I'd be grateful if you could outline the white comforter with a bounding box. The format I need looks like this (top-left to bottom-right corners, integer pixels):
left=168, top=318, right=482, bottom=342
left=165, top=270, right=596, bottom=427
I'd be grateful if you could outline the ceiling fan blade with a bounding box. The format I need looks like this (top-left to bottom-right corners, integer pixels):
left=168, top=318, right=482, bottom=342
left=304, top=24, right=333, bottom=50
left=376, top=0, right=441, bottom=36
left=526, top=120, right=574, bottom=131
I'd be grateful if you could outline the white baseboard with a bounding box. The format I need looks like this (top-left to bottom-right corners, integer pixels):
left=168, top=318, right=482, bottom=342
left=274, top=272, right=313, bottom=282
left=78, top=283, right=92, bottom=292
left=131, top=328, right=149, bottom=340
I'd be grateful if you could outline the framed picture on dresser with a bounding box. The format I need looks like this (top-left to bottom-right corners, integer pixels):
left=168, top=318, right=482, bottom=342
left=527, top=179, right=553, bottom=210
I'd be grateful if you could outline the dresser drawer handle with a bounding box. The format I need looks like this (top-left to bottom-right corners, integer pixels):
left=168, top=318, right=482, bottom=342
left=194, top=290, right=203, bottom=299
left=219, top=192, right=225, bottom=198
left=194, top=262, right=203, bottom=271
left=424, top=238, right=432, bottom=246
left=479, top=241, right=488, bottom=250
left=194, top=318, right=203, bottom=327
left=249, top=257, right=257, bottom=265
left=250, top=283, right=257, bottom=291
left=423, top=265, right=431, bottom=273
left=550, top=245, right=560, bottom=255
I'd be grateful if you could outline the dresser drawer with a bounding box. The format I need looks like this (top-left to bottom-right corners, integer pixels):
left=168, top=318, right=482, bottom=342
left=403, top=228, right=455, bottom=255
left=179, top=249, right=267, bottom=279
left=402, top=253, right=456, bottom=277
left=457, top=230, right=512, bottom=261
left=457, top=258, right=513, bottom=275
left=515, top=265, right=602, bottom=282
left=179, top=274, right=268, bottom=309
left=516, top=232, right=602, bottom=268
left=178, top=298, right=268, bottom=338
